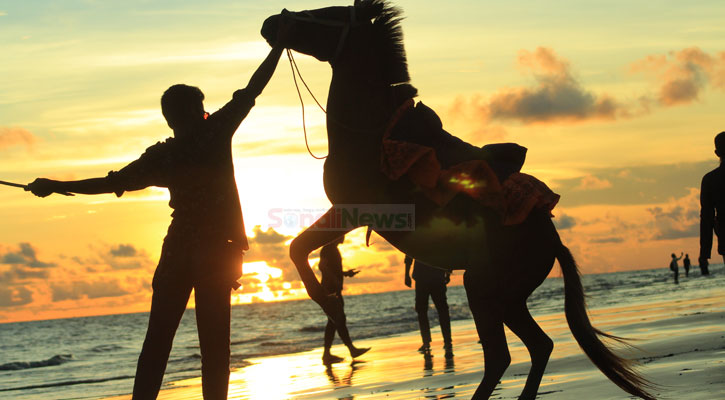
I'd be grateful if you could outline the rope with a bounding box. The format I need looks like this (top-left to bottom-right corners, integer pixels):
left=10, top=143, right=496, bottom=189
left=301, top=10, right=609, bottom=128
left=287, top=49, right=328, bottom=160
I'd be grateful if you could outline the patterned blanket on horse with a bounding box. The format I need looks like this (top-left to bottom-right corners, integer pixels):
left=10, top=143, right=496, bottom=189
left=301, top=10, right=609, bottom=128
left=380, top=99, right=559, bottom=225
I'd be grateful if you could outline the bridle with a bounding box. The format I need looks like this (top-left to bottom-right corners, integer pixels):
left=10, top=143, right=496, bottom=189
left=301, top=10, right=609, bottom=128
left=281, top=6, right=363, bottom=63
left=281, top=5, right=395, bottom=160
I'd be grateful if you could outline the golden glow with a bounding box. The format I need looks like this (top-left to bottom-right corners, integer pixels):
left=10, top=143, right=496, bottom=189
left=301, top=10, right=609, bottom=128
left=448, top=172, right=485, bottom=190
left=243, top=261, right=282, bottom=283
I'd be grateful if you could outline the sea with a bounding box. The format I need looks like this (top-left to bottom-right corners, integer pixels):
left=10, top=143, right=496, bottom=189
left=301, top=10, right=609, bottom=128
left=1, top=264, right=722, bottom=400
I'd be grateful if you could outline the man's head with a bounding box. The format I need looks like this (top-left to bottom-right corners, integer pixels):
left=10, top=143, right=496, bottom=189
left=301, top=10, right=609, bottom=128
left=161, top=84, right=206, bottom=132
left=714, top=131, right=725, bottom=158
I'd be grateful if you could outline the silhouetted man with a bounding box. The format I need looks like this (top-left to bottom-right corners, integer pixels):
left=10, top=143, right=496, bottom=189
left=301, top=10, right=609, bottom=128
left=27, top=21, right=291, bottom=400
left=683, top=253, right=691, bottom=277
left=699, top=131, right=725, bottom=276
left=318, top=235, right=370, bottom=364
left=404, top=255, right=453, bottom=357
left=670, top=252, right=682, bottom=284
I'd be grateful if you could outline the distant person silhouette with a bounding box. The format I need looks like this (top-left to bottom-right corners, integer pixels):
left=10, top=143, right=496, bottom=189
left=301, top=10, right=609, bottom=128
left=683, top=254, right=691, bottom=277
left=318, top=236, right=370, bottom=364
left=698, top=131, right=725, bottom=276
left=404, top=255, right=453, bottom=357
left=670, top=252, right=683, bottom=284
left=27, top=21, right=292, bottom=400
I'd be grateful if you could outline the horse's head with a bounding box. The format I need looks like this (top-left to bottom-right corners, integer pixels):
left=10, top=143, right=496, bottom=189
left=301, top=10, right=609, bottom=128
left=262, top=1, right=384, bottom=63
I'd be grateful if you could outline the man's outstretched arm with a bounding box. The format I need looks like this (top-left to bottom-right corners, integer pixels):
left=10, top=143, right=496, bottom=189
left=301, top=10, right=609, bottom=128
left=28, top=151, right=159, bottom=198
left=27, top=177, right=115, bottom=197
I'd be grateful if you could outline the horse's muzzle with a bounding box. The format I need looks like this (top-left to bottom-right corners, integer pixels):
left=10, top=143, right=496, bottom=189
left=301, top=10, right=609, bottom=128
left=261, top=14, right=280, bottom=44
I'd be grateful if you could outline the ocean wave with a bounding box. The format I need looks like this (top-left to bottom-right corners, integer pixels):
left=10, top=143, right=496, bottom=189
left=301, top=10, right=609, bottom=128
left=260, top=341, right=288, bottom=347
left=299, top=325, right=325, bottom=332
left=0, top=374, right=133, bottom=392
left=168, top=354, right=201, bottom=364
left=231, top=334, right=274, bottom=346
left=90, top=344, right=123, bottom=353
left=0, top=354, right=74, bottom=371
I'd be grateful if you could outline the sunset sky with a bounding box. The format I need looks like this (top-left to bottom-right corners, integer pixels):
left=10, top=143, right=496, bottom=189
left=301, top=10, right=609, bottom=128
left=1, top=0, right=724, bottom=323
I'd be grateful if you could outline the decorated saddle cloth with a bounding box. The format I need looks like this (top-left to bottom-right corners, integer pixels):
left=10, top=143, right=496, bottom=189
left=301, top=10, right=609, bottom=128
left=380, top=99, right=559, bottom=225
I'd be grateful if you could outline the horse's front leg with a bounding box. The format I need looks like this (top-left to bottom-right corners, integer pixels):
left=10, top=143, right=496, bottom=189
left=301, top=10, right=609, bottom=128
left=289, top=207, right=358, bottom=319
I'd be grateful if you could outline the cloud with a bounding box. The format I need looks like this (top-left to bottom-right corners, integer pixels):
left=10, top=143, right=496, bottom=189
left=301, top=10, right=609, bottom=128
left=242, top=226, right=297, bottom=284
left=0, top=127, right=36, bottom=151
left=452, top=47, right=625, bottom=126
left=573, top=175, right=612, bottom=191
left=249, top=226, right=290, bottom=245
left=554, top=214, right=577, bottom=230
left=0, top=243, right=55, bottom=269
left=110, top=244, right=137, bottom=257
left=631, top=47, right=725, bottom=106
left=554, top=160, right=714, bottom=207
left=72, top=243, right=156, bottom=271
left=590, top=236, right=625, bottom=244
left=0, top=286, right=33, bottom=307
left=0, top=266, right=50, bottom=283
left=50, top=279, right=132, bottom=301
left=450, top=47, right=725, bottom=130
left=647, top=189, right=701, bottom=240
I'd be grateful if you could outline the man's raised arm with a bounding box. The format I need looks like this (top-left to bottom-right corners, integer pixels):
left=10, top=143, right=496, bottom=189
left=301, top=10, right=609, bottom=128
left=245, top=46, right=285, bottom=99
left=245, top=18, right=293, bottom=98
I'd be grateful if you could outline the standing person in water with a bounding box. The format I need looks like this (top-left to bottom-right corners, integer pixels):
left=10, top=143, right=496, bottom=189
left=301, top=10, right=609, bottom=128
left=27, top=20, right=292, bottom=400
left=670, top=252, right=683, bottom=284
left=318, top=236, right=370, bottom=364
left=404, top=255, right=453, bottom=357
left=683, top=254, right=691, bottom=277
left=699, top=131, right=725, bottom=276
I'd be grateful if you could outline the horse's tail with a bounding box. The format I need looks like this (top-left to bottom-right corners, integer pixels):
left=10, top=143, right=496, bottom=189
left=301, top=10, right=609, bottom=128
left=555, top=239, right=657, bottom=400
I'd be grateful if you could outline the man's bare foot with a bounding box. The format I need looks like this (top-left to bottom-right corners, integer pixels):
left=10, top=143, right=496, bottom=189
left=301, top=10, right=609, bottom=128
left=349, top=347, right=370, bottom=358
left=322, top=353, right=345, bottom=364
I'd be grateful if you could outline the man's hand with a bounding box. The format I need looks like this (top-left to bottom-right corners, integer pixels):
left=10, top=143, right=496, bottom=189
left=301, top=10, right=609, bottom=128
left=698, top=256, right=709, bottom=269
left=27, top=178, right=63, bottom=197
left=343, top=268, right=359, bottom=277
left=404, top=274, right=412, bottom=288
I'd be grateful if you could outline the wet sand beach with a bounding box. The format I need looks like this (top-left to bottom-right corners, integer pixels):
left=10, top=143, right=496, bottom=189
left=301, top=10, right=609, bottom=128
left=105, top=288, right=725, bottom=399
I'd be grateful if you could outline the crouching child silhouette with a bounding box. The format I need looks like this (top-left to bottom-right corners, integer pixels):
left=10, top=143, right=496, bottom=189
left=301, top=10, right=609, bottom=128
left=27, top=20, right=292, bottom=400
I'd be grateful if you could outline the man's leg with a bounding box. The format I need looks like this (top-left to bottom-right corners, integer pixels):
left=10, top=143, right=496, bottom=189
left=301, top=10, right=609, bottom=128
left=415, top=282, right=432, bottom=351
left=195, top=279, right=231, bottom=400
left=324, top=318, right=336, bottom=352
left=430, top=281, right=452, bottom=350
left=132, top=280, right=192, bottom=400
left=322, top=318, right=344, bottom=363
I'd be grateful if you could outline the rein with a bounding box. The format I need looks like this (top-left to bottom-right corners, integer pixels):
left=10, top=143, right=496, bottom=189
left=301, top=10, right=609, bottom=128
left=286, top=48, right=328, bottom=160
left=282, top=6, right=408, bottom=159
left=286, top=50, right=406, bottom=160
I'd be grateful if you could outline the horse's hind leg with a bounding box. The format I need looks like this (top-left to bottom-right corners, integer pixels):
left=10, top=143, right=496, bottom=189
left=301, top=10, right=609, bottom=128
left=503, top=300, right=554, bottom=400
left=464, top=271, right=511, bottom=399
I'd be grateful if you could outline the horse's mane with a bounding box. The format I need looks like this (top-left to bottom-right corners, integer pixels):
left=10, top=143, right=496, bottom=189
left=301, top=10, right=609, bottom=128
left=360, top=0, right=415, bottom=91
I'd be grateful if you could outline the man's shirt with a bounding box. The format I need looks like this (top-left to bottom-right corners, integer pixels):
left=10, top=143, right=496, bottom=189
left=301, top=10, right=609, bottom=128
left=107, top=89, right=254, bottom=251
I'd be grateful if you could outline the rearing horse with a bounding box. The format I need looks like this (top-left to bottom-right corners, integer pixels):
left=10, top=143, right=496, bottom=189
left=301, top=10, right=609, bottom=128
left=262, top=2, right=655, bottom=399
